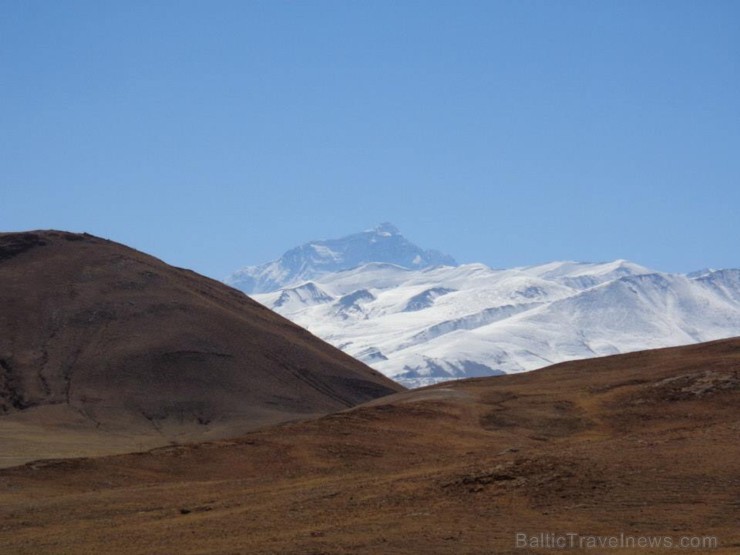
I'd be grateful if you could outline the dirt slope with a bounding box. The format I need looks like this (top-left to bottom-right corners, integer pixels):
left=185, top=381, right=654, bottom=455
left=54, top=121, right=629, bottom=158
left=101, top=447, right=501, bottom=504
left=0, top=231, right=402, bottom=466
left=0, top=338, right=737, bottom=553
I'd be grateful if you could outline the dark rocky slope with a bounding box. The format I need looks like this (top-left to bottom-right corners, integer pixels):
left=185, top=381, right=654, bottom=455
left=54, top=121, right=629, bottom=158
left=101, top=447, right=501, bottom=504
left=0, top=231, right=402, bottom=442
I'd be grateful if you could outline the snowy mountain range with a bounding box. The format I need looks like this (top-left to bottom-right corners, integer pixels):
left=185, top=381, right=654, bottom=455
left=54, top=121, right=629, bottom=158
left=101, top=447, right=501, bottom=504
left=227, top=225, right=740, bottom=387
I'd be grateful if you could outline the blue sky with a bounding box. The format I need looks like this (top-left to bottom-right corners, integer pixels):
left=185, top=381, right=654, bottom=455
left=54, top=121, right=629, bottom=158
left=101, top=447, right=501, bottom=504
left=2, top=0, right=738, bottom=278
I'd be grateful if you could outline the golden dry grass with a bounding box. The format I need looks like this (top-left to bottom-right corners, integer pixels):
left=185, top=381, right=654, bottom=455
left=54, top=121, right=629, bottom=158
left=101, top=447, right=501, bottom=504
left=1, top=338, right=738, bottom=554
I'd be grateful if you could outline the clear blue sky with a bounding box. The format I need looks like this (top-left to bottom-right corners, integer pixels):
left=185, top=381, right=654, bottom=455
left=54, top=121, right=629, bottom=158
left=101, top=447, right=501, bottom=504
left=2, top=0, right=738, bottom=278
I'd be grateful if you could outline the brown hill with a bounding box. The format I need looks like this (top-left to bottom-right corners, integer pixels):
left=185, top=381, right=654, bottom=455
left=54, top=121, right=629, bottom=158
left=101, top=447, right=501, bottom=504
left=0, top=230, right=402, bottom=466
left=0, top=338, right=737, bottom=554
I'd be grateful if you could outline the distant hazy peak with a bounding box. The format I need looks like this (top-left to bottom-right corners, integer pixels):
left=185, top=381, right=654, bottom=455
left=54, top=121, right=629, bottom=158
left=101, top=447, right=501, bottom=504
left=227, top=224, right=457, bottom=294
left=371, top=222, right=401, bottom=236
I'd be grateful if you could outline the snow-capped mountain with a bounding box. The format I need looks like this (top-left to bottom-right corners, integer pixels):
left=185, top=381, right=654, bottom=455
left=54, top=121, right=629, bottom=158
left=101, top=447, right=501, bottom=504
left=226, top=223, right=456, bottom=294
left=228, top=226, right=740, bottom=387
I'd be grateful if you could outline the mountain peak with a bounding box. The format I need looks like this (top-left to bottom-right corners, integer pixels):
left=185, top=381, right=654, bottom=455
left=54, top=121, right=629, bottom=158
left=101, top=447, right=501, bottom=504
left=373, top=222, right=401, bottom=236
left=227, top=225, right=457, bottom=294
